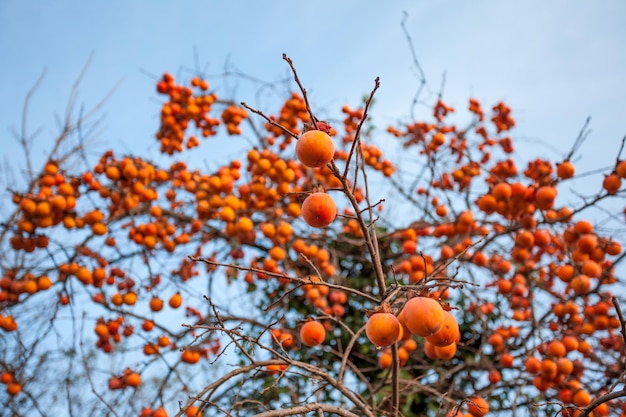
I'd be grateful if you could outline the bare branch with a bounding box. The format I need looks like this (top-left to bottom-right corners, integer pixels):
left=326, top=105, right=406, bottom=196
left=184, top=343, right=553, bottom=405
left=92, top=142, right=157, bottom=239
left=252, top=403, right=362, bottom=417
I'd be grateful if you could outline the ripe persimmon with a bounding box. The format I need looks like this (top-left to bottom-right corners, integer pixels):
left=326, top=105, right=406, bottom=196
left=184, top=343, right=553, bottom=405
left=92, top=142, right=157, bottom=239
left=186, top=406, right=203, bottom=417
left=477, top=194, right=497, bottom=214
left=268, top=246, right=287, bottom=261
left=296, top=130, right=335, bottom=168
left=167, top=292, right=182, bottom=308
left=467, top=396, right=489, bottom=417
left=397, top=346, right=409, bottom=365
left=377, top=349, right=393, bottom=368
left=546, top=340, right=566, bottom=357
left=181, top=350, right=201, bottom=364
left=557, top=357, right=573, bottom=375
left=535, top=186, right=557, bottom=210
left=110, top=293, right=123, bottom=306
left=301, top=192, right=336, bottom=228
left=157, top=335, right=171, bottom=347
left=125, top=371, right=141, bottom=387
left=365, top=312, right=400, bottom=347
left=606, top=240, right=622, bottom=256
left=123, top=292, right=137, bottom=305
left=426, top=310, right=459, bottom=347
left=402, top=240, right=417, bottom=254
left=143, top=343, right=159, bottom=355
left=150, top=296, right=164, bottom=312
left=574, top=220, right=593, bottom=235
left=402, top=338, right=417, bottom=352
left=541, top=358, right=558, bottom=378
left=236, top=217, right=254, bottom=233
left=571, top=274, right=591, bottom=295
left=524, top=356, right=541, bottom=374
left=153, top=407, right=168, bottom=417
left=92, top=223, right=107, bottom=235
left=488, top=369, right=502, bottom=384
left=580, top=259, right=601, bottom=278
left=402, top=296, right=445, bottom=337
left=576, top=234, right=598, bottom=254
left=299, top=320, right=326, bottom=347
left=434, top=342, right=457, bottom=359
left=6, top=382, right=21, bottom=396
left=572, top=389, right=592, bottom=407
left=500, top=352, right=514, bottom=368
left=492, top=182, right=512, bottom=201
left=556, top=265, right=575, bottom=282
left=561, top=335, right=579, bottom=352
left=557, top=161, right=575, bottom=179
left=424, top=340, right=439, bottom=359
left=616, top=160, right=626, bottom=178
left=602, top=173, right=621, bottom=194
left=94, top=323, right=109, bottom=338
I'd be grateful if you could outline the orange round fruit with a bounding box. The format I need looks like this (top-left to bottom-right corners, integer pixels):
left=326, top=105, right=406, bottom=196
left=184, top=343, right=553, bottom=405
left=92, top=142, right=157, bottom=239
left=572, top=389, right=592, bottom=407
left=571, top=274, right=591, bottom=295
left=150, top=296, right=164, bottom=312
left=557, top=161, right=575, bottom=179
left=426, top=310, right=459, bottom=347
left=181, top=350, right=201, bottom=364
left=546, top=340, right=567, bottom=357
left=603, top=174, right=621, bottom=194
left=424, top=340, right=439, bottom=359
left=301, top=193, right=336, bottom=228
left=401, top=297, right=445, bottom=337
left=153, top=407, right=167, bottom=417
left=524, top=356, right=541, bottom=374
left=467, top=396, right=489, bottom=416
left=300, top=320, right=326, bottom=347
left=492, top=182, right=512, bottom=201
left=366, top=312, right=401, bottom=347
left=125, top=371, right=141, bottom=387
left=6, top=382, right=22, bottom=396
left=296, top=130, right=335, bottom=168
left=169, top=292, right=182, bottom=308
left=434, top=342, right=457, bottom=359
left=535, top=186, right=557, bottom=210
left=123, top=292, right=137, bottom=305
left=186, top=406, right=203, bottom=417
left=377, top=349, right=393, bottom=368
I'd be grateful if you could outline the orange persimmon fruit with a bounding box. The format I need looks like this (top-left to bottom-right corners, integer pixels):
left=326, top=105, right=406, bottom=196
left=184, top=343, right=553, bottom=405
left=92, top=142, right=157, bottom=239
left=426, top=310, right=459, bottom=347
left=301, top=192, right=336, bottom=228
left=467, top=396, right=489, bottom=417
left=365, top=312, right=401, bottom=347
left=296, top=130, right=335, bottom=168
left=299, top=320, right=326, bottom=347
left=401, top=296, right=445, bottom=337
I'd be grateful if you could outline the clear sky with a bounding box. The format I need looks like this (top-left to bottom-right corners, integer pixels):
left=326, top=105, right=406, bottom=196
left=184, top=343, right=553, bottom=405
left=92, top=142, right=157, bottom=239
left=1, top=1, right=625, bottom=196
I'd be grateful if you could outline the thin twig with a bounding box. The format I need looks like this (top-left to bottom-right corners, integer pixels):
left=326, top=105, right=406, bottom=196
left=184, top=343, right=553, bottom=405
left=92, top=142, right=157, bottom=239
left=252, top=403, right=362, bottom=417
left=241, top=101, right=298, bottom=140
left=401, top=11, right=427, bottom=121
left=282, top=54, right=318, bottom=131
left=342, top=77, right=381, bottom=180
left=188, top=256, right=379, bottom=304
left=20, top=68, right=47, bottom=181
left=565, top=116, right=591, bottom=161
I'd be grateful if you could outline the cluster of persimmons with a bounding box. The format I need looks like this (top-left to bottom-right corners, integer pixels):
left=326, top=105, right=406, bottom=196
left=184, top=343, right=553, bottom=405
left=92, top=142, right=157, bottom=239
left=1, top=68, right=625, bottom=417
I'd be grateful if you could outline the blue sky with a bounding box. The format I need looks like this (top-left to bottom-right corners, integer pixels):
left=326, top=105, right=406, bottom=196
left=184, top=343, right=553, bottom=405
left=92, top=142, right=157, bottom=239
left=1, top=1, right=625, bottom=195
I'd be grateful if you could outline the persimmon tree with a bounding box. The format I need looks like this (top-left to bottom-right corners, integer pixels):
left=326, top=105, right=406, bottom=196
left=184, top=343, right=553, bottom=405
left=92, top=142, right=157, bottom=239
left=1, top=52, right=626, bottom=417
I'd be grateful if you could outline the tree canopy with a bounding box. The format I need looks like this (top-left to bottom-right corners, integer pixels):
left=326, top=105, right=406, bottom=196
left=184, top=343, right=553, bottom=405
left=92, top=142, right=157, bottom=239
left=1, top=54, right=626, bottom=417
